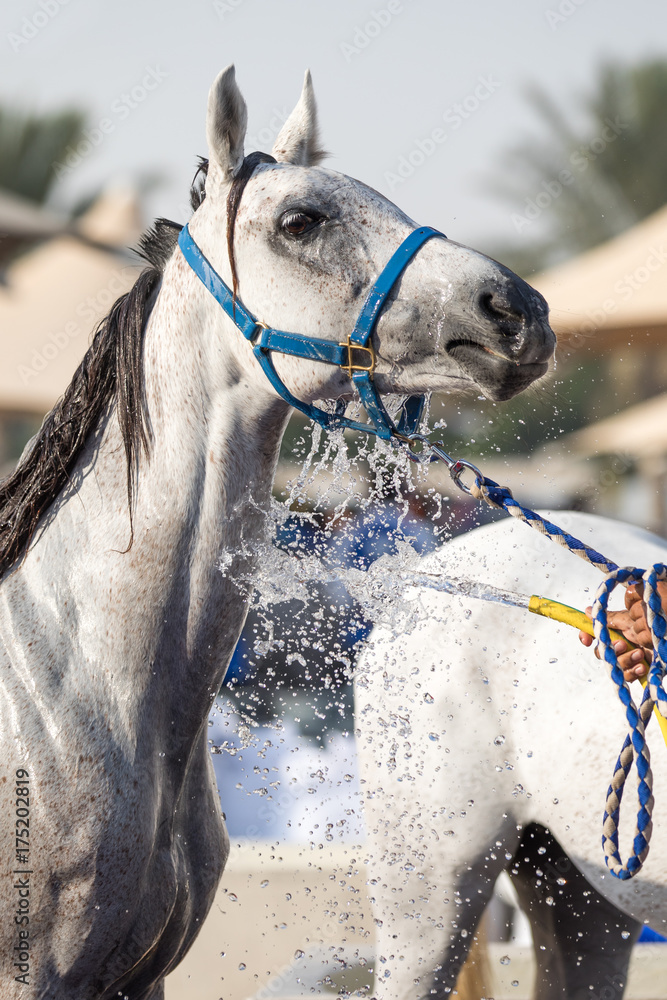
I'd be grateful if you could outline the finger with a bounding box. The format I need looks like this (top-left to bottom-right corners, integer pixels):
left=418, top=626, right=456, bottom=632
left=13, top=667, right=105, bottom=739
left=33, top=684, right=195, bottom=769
left=579, top=631, right=594, bottom=647
left=613, top=640, right=649, bottom=681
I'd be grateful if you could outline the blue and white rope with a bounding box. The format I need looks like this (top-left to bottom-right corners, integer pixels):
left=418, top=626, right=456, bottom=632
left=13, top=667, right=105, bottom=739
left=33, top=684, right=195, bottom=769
left=469, top=474, right=667, bottom=880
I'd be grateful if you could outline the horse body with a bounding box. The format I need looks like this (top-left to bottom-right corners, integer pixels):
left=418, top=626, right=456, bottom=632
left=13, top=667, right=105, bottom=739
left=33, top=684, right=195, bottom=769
left=357, top=510, right=667, bottom=999
left=0, top=66, right=554, bottom=997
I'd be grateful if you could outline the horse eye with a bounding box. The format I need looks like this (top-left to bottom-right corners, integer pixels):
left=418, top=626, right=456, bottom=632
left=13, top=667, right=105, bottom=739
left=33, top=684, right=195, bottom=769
left=280, top=212, right=319, bottom=236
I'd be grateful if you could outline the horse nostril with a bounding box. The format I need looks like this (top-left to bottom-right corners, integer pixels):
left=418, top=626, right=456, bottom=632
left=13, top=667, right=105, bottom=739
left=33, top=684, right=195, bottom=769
left=478, top=290, right=526, bottom=333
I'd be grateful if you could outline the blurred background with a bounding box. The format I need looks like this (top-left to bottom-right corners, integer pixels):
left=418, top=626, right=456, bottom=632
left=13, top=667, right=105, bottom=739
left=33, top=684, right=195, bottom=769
left=3, top=1, right=667, bottom=996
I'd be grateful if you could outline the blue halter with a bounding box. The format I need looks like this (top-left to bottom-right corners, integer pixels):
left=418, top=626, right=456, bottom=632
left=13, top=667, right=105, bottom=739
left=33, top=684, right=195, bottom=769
left=177, top=222, right=445, bottom=440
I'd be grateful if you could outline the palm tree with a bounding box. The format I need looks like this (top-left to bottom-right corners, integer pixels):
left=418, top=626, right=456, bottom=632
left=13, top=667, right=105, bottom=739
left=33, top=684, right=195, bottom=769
left=0, top=106, right=85, bottom=205
left=488, top=59, right=667, bottom=274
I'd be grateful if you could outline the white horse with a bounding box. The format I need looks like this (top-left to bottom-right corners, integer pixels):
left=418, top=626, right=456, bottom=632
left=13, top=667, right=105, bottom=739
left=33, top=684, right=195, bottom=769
left=0, top=68, right=554, bottom=999
left=357, top=509, right=667, bottom=999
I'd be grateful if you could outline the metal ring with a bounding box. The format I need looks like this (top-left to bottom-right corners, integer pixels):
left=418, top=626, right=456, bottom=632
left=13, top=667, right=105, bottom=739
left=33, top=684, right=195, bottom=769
left=449, top=459, right=484, bottom=496
left=396, top=432, right=433, bottom=464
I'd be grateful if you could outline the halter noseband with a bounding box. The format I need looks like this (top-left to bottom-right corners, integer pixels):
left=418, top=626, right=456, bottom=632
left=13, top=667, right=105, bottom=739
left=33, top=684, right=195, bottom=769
left=178, top=218, right=446, bottom=440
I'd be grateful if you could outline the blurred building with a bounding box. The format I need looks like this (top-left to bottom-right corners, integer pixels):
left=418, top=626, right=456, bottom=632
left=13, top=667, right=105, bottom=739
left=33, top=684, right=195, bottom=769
left=533, top=202, right=667, bottom=399
left=0, top=186, right=142, bottom=472
left=516, top=205, right=667, bottom=534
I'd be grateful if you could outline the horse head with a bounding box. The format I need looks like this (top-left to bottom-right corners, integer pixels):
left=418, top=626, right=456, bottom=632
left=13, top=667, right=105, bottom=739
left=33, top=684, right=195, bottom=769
left=187, top=65, right=555, bottom=429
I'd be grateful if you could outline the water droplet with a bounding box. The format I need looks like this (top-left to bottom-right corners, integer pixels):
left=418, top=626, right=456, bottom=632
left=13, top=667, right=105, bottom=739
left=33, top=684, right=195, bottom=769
left=227, top=892, right=238, bottom=902
left=260, top=879, right=269, bottom=888
left=238, top=962, right=246, bottom=970
left=546, top=896, right=555, bottom=906
left=424, top=693, right=434, bottom=704
left=621, top=930, right=630, bottom=939
left=285, top=892, right=292, bottom=901
left=500, top=955, right=511, bottom=965
left=557, top=878, right=567, bottom=886
left=494, top=735, right=506, bottom=746
left=343, top=773, right=353, bottom=782
left=464, top=608, right=472, bottom=619
left=511, top=980, right=519, bottom=988
left=537, top=846, right=546, bottom=855
left=428, top=732, right=439, bottom=741
left=549, top=657, right=558, bottom=664
left=294, top=949, right=305, bottom=960
left=553, top=797, right=559, bottom=805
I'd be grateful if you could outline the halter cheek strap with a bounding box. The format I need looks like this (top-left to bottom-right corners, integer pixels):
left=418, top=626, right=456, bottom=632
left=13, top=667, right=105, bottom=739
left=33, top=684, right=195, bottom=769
left=177, top=222, right=445, bottom=440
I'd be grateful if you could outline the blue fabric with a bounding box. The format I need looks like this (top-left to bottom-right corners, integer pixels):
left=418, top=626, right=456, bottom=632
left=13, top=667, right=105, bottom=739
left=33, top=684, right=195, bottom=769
left=639, top=926, right=667, bottom=943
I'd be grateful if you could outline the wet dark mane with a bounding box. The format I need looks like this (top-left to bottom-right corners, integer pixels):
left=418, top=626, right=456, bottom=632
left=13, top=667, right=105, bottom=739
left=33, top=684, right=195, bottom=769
left=0, top=215, right=184, bottom=574
left=0, top=152, right=274, bottom=575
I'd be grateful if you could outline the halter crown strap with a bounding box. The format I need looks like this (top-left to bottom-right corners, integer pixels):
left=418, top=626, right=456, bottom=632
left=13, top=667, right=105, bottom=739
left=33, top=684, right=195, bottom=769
left=177, top=222, right=445, bottom=440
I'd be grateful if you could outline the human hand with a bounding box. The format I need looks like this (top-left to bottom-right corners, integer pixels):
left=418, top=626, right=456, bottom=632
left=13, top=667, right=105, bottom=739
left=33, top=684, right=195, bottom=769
left=577, top=583, right=667, bottom=683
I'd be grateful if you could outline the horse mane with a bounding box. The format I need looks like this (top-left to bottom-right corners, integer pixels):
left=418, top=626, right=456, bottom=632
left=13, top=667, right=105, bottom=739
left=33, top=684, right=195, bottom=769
left=0, top=153, right=279, bottom=575
left=0, top=162, right=209, bottom=575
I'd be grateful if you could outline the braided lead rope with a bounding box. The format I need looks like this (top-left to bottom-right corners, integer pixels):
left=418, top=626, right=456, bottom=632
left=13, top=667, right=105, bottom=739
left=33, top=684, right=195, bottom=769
left=593, top=567, right=656, bottom=879
left=468, top=475, right=667, bottom=879
left=469, top=476, right=620, bottom=575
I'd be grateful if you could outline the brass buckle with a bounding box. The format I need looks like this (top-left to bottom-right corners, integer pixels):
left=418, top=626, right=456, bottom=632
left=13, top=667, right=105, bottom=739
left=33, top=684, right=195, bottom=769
left=339, top=336, right=375, bottom=379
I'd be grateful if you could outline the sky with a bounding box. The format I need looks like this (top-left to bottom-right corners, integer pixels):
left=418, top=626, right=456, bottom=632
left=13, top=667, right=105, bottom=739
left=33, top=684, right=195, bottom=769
left=1, top=0, right=666, bottom=256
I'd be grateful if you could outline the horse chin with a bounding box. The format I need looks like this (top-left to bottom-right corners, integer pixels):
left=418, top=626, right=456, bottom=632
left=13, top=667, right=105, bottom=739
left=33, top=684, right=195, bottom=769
left=448, top=343, right=549, bottom=402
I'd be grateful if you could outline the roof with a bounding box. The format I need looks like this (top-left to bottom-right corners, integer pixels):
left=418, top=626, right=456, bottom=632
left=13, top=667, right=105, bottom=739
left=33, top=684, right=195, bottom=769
left=532, top=203, right=667, bottom=348
left=0, top=188, right=142, bottom=415
left=562, top=392, right=667, bottom=460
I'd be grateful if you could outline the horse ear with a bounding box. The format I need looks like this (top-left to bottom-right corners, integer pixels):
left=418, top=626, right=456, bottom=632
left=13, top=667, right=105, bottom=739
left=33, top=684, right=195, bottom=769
left=272, top=70, right=327, bottom=166
left=206, top=65, right=247, bottom=181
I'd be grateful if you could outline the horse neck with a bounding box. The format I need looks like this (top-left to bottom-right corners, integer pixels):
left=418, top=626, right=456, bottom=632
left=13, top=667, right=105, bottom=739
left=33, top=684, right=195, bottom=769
left=14, top=248, right=291, bottom=748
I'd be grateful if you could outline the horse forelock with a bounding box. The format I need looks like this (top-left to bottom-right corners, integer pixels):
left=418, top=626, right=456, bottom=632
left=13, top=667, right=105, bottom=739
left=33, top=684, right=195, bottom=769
left=226, top=151, right=277, bottom=298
